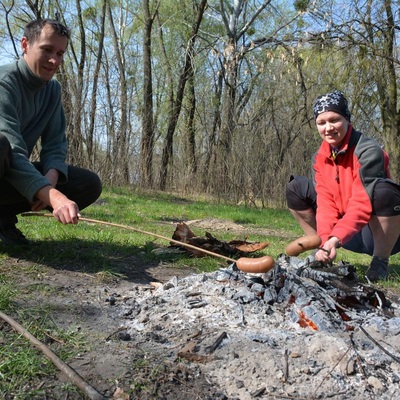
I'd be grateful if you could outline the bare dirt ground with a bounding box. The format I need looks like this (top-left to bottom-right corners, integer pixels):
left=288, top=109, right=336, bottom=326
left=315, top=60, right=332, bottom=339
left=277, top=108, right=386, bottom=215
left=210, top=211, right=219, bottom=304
left=3, top=219, right=400, bottom=400
left=1, top=219, right=262, bottom=400
left=8, top=260, right=220, bottom=400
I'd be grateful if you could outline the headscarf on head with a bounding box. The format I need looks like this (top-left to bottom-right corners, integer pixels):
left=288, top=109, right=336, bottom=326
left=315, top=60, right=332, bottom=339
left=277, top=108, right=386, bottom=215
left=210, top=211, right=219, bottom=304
left=313, top=90, right=351, bottom=121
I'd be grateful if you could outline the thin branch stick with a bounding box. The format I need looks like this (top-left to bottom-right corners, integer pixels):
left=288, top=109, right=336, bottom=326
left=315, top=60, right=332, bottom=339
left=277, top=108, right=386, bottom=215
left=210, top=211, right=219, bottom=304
left=312, top=343, right=352, bottom=399
left=359, top=325, right=400, bottom=364
left=22, top=212, right=238, bottom=263
left=0, top=310, right=107, bottom=400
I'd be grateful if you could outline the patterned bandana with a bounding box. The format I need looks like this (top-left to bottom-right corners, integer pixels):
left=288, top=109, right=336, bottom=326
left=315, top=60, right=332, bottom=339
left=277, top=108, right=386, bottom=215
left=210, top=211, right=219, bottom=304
left=313, top=90, right=351, bottom=121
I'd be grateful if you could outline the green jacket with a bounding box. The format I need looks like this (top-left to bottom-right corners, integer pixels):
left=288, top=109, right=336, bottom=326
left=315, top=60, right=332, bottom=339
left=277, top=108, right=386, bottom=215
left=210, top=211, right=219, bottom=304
left=0, top=57, right=68, bottom=202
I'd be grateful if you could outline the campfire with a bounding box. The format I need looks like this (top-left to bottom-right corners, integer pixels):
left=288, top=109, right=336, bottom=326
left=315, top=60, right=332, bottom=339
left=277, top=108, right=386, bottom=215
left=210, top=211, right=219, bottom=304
left=170, top=222, right=391, bottom=332
left=116, top=225, right=400, bottom=399
left=256, top=254, right=390, bottom=332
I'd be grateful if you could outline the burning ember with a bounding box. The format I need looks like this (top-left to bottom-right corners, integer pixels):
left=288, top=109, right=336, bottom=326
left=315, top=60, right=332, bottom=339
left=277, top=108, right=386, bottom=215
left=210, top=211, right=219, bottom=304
left=119, top=254, right=400, bottom=399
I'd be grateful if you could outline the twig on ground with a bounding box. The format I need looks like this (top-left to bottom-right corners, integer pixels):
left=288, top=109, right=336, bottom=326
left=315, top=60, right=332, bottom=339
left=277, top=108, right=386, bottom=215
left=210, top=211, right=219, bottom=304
left=0, top=310, right=107, bottom=400
left=283, top=347, right=289, bottom=382
left=105, top=326, right=128, bottom=341
left=359, top=325, right=400, bottom=364
left=311, top=343, right=352, bottom=399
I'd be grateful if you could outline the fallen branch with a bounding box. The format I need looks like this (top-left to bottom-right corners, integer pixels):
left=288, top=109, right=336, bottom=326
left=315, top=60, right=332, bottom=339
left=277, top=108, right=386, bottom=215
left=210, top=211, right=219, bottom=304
left=0, top=310, right=107, bottom=400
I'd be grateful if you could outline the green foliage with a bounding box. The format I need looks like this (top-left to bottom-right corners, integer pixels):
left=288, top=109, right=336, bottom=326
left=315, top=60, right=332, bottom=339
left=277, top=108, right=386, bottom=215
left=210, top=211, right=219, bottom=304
left=0, top=0, right=398, bottom=200
left=294, top=0, right=309, bottom=12
left=82, top=6, right=97, bottom=21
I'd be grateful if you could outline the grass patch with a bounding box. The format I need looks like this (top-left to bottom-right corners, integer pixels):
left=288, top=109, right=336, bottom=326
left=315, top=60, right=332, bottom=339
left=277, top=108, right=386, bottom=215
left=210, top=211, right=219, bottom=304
left=0, top=307, right=89, bottom=398
left=0, top=275, right=14, bottom=309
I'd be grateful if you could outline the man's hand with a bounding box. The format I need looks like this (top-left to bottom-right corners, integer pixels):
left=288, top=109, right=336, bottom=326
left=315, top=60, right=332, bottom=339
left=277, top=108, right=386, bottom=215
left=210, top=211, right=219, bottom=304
left=314, top=236, right=341, bottom=263
left=52, top=199, right=81, bottom=224
left=34, top=185, right=80, bottom=224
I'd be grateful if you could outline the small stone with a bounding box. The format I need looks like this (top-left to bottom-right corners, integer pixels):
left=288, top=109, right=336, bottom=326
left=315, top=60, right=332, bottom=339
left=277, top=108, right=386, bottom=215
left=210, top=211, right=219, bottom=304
left=236, top=380, right=244, bottom=388
left=344, top=359, right=356, bottom=375
left=118, top=332, right=131, bottom=341
left=250, top=387, right=266, bottom=397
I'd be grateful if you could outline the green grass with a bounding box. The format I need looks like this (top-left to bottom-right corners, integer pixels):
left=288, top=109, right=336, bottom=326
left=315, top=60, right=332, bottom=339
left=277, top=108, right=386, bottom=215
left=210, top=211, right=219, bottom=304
left=0, top=275, right=14, bottom=309
left=0, top=304, right=88, bottom=398
left=1, top=186, right=400, bottom=397
left=5, top=184, right=400, bottom=282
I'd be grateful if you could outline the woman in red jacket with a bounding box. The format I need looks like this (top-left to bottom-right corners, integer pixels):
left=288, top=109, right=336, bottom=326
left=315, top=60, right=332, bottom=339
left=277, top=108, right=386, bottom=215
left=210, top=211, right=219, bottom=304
left=287, top=90, right=400, bottom=282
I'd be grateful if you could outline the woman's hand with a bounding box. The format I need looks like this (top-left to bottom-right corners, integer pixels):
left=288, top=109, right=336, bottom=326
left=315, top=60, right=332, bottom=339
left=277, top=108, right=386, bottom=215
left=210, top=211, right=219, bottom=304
left=314, top=236, right=341, bottom=263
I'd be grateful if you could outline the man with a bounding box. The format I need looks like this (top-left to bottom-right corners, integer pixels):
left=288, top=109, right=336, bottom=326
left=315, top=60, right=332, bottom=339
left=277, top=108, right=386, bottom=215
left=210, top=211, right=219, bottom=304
left=286, top=90, right=400, bottom=282
left=0, top=18, right=102, bottom=244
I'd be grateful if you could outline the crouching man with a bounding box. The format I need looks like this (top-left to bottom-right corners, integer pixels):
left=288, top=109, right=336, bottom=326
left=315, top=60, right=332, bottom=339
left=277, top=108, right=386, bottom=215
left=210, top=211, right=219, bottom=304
left=0, top=18, right=102, bottom=244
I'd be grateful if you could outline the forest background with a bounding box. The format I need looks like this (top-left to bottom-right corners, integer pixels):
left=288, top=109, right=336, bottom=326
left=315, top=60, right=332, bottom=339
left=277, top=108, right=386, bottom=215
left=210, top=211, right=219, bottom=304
left=0, top=0, right=399, bottom=208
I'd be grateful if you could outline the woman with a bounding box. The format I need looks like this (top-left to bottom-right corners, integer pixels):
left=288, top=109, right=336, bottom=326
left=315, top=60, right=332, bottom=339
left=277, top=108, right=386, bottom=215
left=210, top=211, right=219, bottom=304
left=286, top=90, right=400, bottom=282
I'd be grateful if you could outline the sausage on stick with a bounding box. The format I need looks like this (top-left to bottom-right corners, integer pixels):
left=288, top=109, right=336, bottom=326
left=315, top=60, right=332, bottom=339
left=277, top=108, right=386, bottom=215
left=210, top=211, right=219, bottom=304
left=22, top=212, right=275, bottom=273
left=285, top=234, right=322, bottom=256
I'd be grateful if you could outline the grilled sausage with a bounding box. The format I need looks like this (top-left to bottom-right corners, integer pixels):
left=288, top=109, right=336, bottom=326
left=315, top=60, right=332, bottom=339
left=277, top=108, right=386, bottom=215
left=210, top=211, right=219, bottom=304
left=285, top=234, right=322, bottom=256
left=236, top=255, right=275, bottom=273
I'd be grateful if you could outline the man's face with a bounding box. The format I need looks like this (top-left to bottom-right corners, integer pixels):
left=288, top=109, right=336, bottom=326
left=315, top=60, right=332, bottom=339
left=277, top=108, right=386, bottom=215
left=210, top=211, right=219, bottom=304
left=21, top=24, right=68, bottom=81
left=315, top=111, right=350, bottom=147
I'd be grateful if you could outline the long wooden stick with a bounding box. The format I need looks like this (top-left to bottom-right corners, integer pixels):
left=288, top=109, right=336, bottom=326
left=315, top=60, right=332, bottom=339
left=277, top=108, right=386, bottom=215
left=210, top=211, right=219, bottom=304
left=22, top=212, right=238, bottom=264
left=0, top=310, right=107, bottom=400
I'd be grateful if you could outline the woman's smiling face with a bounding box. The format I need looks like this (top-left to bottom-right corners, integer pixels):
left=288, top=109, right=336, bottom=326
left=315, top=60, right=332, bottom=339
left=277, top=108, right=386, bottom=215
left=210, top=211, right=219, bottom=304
left=315, top=111, right=350, bottom=147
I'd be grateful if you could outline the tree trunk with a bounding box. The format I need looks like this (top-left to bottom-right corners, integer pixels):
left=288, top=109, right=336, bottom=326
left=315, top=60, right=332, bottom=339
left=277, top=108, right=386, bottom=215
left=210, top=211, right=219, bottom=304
left=202, top=73, right=223, bottom=192
left=211, top=0, right=272, bottom=197
left=364, top=0, right=400, bottom=180
left=87, top=0, right=107, bottom=168
left=213, top=38, right=238, bottom=195
left=379, top=0, right=400, bottom=180
left=158, top=0, right=207, bottom=190
left=107, top=1, right=129, bottom=183
left=140, top=0, right=159, bottom=188
left=184, top=71, right=197, bottom=185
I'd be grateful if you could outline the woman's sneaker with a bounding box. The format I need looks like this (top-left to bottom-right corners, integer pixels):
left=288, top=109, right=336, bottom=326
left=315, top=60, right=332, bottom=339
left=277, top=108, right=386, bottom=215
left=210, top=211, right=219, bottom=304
left=366, top=256, right=389, bottom=282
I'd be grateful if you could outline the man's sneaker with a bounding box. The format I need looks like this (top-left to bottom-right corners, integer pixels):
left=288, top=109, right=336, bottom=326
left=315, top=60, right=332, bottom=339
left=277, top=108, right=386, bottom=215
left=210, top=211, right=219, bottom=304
left=366, top=256, right=389, bottom=282
left=0, top=217, right=29, bottom=245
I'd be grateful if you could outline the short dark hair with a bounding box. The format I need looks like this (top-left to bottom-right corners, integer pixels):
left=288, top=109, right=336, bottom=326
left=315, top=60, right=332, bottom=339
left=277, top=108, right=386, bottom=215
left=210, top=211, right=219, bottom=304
left=23, top=18, right=70, bottom=43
